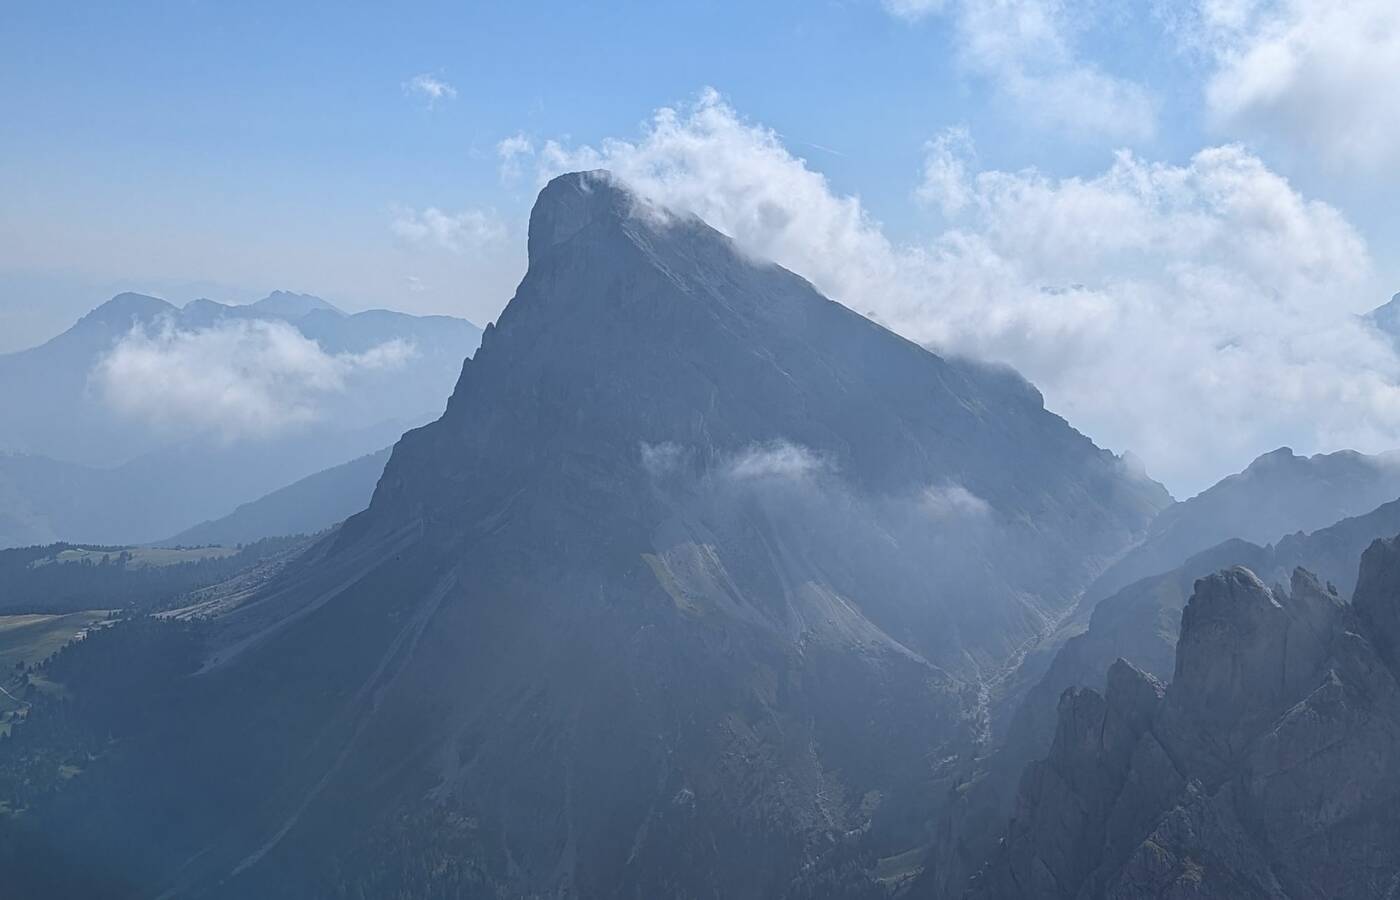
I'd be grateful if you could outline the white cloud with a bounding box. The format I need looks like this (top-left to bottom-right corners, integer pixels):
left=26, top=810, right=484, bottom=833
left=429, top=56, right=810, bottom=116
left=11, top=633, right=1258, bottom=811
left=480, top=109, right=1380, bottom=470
left=884, top=0, right=948, bottom=19
left=1185, top=0, right=1400, bottom=169
left=886, top=0, right=1157, bottom=142
left=497, top=133, right=535, bottom=183
left=533, top=90, right=1399, bottom=494
left=403, top=73, right=458, bottom=107
left=641, top=441, right=688, bottom=478
left=921, top=483, right=992, bottom=519
left=918, top=126, right=977, bottom=216
left=92, top=319, right=415, bottom=440
left=723, top=442, right=829, bottom=482
left=391, top=206, right=506, bottom=254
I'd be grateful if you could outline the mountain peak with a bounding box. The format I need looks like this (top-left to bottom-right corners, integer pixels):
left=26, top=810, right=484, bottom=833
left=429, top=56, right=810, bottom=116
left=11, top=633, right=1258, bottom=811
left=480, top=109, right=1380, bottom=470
left=1364, top=291, right=1400, bottom=338
left=1244, top=445, right=1300, bottom=470
left=1353, top=535, right=1400, bottom=667
left=248, top=290, right=342, bottom=319
left=526, top=169, right=639, bottom=263
left=81, top=292, right=176, bottom=327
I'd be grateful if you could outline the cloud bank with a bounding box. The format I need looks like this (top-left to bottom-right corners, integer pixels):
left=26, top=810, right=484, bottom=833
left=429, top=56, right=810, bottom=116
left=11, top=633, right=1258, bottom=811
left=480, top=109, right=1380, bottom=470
left=524, top=89, right=1398, bottom=494
left=93, top=319, right=415, bottom=440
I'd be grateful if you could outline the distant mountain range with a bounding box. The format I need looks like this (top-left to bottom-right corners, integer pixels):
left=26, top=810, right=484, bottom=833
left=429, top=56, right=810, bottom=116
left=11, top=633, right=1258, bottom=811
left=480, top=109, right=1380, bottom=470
left=0, top=291, right=479, bottom=547
left=1078, top=446, right=1400, bottom=608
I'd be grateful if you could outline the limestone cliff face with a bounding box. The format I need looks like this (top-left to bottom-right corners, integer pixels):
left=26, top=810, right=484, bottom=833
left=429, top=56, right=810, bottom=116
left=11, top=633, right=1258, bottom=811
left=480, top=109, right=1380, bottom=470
left=975, top=543, right=1400, bottom=899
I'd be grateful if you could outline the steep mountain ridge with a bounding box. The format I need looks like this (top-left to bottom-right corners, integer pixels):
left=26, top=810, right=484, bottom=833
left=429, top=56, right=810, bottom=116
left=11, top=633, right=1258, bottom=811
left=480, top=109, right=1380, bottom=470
left=3, top=171, right=1169, bottom=898
left=358, top=170, right=1167, bottom=670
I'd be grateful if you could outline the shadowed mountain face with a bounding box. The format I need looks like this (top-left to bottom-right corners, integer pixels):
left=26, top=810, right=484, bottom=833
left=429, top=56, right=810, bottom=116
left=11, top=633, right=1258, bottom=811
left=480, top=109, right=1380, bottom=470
left=926, top=494, right=1400, bottom=899
left=0, top=289, right=480, bottom=547
left=2, top=171, right=1167, bottom=898
left=976, top=542, right=1400, bottom=899
left=989, top=446, right=1400, bottom=750
left=1018, top=496, right=1400, bottom=730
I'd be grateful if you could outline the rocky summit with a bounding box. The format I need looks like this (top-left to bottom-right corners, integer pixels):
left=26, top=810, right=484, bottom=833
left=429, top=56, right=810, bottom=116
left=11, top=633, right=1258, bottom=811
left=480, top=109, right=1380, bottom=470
left=2, top=171, right=1168, bottom=898
left=974, top=539, right=1400, bottom=898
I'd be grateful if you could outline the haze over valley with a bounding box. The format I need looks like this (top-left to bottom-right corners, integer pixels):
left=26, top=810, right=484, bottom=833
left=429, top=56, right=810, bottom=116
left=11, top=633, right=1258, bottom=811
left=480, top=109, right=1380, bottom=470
left=4, top=3, right=1400, bottom=897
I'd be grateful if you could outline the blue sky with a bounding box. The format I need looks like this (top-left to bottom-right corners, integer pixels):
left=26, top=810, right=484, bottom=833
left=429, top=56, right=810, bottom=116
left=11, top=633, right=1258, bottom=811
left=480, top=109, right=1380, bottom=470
left=3, top=0, right=1400, bottom=492
left=1, top=1, right=1225, bottom=327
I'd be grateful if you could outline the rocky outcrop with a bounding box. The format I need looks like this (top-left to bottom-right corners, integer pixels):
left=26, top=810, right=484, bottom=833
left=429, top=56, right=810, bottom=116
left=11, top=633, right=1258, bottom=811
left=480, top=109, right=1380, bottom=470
left=970, top=660, right=1167, bottom=898
left=927, top=498, right=1400, bottom=900
left=1353, top=535, right=1400, bottom=666
left=974, top=541, right=1400, bottom=898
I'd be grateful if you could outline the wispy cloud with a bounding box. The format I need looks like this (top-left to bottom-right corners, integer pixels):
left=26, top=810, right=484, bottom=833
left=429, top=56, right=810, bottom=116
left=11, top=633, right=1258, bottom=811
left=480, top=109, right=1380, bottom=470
left=885, top=0, right=1157, bottom=142
left=92, top=319, right=415, bottom=440
left=497, top=133, right=535, bottom=183
left=918, top=125, right=976, bottom=216
left=534, top=89, right=1395, bottom=493
left=391, top=206, right=506, bottom=254
left=921, top=483, right=992, bottom=520
left=403, top=73, right=458, bottom=108
left=722, top=441, right=829, bottom=483
left=640, top=441, right=688, bottom=479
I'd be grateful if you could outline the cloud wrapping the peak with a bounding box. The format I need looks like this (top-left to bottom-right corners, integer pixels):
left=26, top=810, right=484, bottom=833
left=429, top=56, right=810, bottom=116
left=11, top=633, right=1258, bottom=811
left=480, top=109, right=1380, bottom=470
left=93, top=319, right=415, bottom=440
left=533, top=91, right=1398, bottom=493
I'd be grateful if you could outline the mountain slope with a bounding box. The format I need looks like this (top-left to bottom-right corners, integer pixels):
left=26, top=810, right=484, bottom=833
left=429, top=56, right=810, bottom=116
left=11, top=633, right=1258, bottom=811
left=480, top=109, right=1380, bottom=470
left=3, top=171, right=1168, bottom=898
left=166, top=448, right=390, bottom=546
